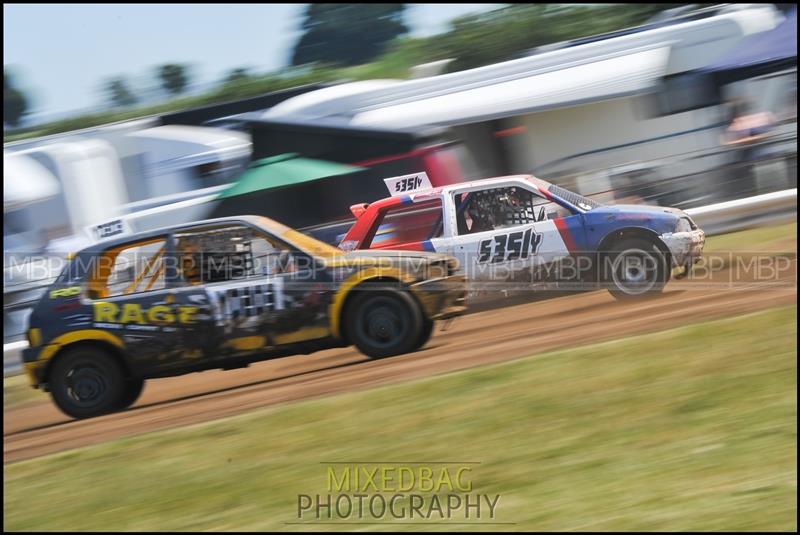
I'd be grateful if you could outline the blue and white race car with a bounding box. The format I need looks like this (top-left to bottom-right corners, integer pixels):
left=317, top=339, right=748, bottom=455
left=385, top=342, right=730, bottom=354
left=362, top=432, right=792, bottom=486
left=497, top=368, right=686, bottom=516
left=341, top=174, right=706, bottom=299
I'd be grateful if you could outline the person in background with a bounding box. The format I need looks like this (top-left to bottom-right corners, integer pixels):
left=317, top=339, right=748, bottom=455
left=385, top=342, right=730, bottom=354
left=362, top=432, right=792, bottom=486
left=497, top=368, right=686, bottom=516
left=720, top=96, right=777, bottom=199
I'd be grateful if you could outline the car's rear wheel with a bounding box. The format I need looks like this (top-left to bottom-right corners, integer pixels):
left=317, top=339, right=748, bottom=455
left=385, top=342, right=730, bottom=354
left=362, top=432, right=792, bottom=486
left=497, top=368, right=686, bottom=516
left=604, top=238, right=669, bottom=300
left=49, top=347, right=126, bottom=419
left=346, top=287, right=424, bottom=358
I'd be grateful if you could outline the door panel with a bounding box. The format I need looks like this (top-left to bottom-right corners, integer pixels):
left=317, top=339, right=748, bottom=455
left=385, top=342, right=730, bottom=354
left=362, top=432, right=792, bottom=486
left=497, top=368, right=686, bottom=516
left=172, top=221, right=332, bottom=360
left=441, top=181, right=581, bottom=287
left=86, top=235, right=217, bottom=373
left=89, top=286, right=217, bottom=374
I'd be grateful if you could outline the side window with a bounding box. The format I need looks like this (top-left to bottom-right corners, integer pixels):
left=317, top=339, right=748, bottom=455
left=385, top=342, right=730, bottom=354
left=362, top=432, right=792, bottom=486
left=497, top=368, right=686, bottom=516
left=454, top=186, right=569, bottom=236
left=100, top=238, right=167, bottom=298
left=174, top=225, right=293, bottom=285
left=367, top=200, right=444, bottom=249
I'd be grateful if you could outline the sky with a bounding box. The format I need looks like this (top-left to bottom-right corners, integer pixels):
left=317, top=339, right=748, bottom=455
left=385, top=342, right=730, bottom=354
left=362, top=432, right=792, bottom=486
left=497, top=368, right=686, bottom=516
left=4, top=3, right=504, bottom=122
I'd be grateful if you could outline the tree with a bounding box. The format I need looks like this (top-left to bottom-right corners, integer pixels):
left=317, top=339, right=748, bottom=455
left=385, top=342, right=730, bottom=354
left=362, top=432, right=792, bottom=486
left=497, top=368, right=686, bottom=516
left=158, top=64, right=189, bottom=96
left=291, top=4, right=408, bottom=67
left=224, top=67, right=251, bottom=85
left=418, top=4, right=704, bottom=72
left=106, top=77, right=137, bottom=107
left=4, top=70, right=29, bottom=127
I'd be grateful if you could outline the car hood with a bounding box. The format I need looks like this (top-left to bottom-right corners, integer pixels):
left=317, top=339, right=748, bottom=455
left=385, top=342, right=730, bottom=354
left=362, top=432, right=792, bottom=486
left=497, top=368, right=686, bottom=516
left=343, top=249, right=453, bottom=263
left=591, top=204, right=686, bottom=217
left=323, top=249, right=458, bottom=275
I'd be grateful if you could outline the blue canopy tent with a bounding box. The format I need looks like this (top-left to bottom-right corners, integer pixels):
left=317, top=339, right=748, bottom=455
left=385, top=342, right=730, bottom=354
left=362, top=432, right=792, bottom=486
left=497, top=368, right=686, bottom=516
left=702, top=8, right=797, bottom=86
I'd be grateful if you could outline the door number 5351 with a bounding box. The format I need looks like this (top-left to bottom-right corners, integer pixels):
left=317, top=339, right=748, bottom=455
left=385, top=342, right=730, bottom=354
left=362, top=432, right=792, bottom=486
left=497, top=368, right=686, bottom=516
left=478, top=228, right=542, bottom=263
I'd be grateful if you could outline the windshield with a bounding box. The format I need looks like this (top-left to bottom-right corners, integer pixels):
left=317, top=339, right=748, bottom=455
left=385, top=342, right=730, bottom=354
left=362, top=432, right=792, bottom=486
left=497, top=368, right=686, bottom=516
left=547, top=184, right=602, bottom=210
left=283, top=229, right=344, bottom=258
left=252, top=216, right=342, bottom=258
left=527, top=177, right=602, bottom=211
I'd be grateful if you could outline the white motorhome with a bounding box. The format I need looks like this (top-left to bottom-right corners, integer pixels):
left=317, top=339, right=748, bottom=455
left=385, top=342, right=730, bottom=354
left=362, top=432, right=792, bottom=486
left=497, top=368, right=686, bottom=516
left=263, top=4, right=792, bottom=202
left=3, top=121, right=251, bottom=345
left=4, top=122, right=251, bottom=252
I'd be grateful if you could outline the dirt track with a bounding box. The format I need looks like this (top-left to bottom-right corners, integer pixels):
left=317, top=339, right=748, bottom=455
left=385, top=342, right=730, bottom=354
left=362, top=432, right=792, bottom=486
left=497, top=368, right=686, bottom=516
left=4, top=262, right=796, bottom=464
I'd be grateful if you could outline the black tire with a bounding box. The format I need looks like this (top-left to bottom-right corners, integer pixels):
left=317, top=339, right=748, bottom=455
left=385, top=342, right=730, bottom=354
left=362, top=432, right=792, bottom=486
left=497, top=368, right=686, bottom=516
left=116, top=377, right=145, bottom=411
left=48, top=347, right=127, bottom=419
left=413, top=318, right=435, bottom=352
left=345, top=287, right=424, bottom=359
left=603, top=237, right=669, bottom=300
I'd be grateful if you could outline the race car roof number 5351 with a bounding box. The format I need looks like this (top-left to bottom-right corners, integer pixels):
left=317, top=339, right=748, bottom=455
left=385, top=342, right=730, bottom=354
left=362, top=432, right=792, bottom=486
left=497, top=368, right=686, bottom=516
left=383, top=172, right=432, bottom=197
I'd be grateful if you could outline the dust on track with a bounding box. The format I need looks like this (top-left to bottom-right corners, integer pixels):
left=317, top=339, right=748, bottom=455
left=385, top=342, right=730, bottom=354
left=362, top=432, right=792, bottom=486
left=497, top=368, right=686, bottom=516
left=4, top=260, right=796, bottom=463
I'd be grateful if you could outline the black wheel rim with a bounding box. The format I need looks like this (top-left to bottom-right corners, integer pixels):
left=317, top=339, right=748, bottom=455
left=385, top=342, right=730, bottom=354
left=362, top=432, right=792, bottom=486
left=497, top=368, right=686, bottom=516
left=64, top=362, right=109, bottom=407
left=357, top=297, right=409, bottom=349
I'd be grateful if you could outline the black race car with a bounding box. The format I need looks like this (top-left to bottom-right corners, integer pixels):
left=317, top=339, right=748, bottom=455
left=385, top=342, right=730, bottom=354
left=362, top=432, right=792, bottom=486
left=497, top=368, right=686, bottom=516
left=22, top=216, right=466, bottom=419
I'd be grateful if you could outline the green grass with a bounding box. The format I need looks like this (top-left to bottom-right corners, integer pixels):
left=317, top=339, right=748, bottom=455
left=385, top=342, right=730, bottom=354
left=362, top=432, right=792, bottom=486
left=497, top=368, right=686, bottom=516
left=4, top=306, right=796, bottom=531
left=704, top=222, right=797, bottom=253
left=2, top=373, right=47, bottom=409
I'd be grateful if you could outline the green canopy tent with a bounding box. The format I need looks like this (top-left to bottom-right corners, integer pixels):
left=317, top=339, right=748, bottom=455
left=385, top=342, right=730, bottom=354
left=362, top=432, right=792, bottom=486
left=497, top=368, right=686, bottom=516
left=208, top=153, right=371, bottom=242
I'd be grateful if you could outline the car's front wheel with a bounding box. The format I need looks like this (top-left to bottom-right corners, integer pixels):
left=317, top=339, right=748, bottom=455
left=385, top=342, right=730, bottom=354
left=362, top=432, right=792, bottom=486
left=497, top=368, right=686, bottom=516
left=49, top=347, right=126, bottom=419
left=345, top=287, right=424, bottom=359
left=413, top=318, right=435, bottom=352
left=117, top=377, right=145, bottom=411
left=604, top=238, right=669, bottom=300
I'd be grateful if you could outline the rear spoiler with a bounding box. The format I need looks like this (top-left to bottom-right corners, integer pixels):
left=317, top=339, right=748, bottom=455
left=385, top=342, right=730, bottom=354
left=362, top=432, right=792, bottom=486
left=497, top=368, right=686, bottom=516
left=349, top=203, right=369, bottom=218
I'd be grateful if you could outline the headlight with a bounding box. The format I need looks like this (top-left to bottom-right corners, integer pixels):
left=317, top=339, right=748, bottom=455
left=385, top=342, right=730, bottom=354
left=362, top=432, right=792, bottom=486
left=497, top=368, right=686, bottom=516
left=674, top=217, right=694, bottom=233
left=426, top=261, right=449, bottom=280
left=339, top=240, right=358, bottom=252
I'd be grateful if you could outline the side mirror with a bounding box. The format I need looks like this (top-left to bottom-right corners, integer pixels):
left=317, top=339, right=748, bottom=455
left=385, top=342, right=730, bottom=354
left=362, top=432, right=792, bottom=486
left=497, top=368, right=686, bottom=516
left=537, top=206, right=545, bottom=222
